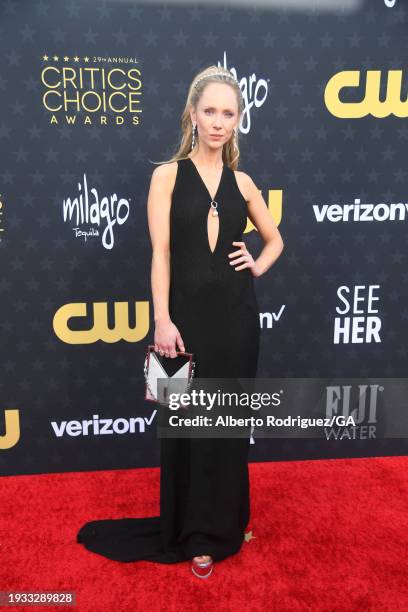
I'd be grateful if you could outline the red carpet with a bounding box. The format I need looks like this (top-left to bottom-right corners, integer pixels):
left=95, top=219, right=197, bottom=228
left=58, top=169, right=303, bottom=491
left=1, top=456, right=408, bottom=611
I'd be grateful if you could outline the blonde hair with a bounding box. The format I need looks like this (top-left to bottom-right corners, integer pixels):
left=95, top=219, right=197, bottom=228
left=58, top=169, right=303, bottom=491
left=151, top=65, right=244, bottom=170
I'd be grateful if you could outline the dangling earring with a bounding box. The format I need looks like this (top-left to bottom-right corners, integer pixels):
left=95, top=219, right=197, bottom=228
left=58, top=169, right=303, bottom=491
left=191, top=123, right=197, bottom=151
left=233, top=127, right=238, bottom=149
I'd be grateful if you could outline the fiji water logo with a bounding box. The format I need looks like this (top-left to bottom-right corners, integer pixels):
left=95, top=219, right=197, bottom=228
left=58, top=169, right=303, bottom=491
left=62, top=172, right=130, bottom=250
left=217, top=52, right=268, bottom=135
left=325, top=384, right=381, bottom=440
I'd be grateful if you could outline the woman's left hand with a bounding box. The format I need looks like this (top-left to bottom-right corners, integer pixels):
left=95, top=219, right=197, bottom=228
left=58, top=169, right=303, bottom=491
left=228, top=241, right=260, bottom=277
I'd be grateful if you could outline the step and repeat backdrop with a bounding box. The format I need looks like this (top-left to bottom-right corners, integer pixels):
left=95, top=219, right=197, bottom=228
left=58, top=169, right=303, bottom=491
left=1, top=0, right=407, bottom=476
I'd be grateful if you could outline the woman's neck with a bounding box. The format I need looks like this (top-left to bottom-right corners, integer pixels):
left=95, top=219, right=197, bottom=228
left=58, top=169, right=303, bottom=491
left=189, top=149, right=223, bottom=169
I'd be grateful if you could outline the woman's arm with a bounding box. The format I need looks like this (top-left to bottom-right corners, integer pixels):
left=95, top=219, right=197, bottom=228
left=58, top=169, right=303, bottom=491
left=147, top=163, right=173, bottom=324
left=147, top=163, right=185, bottom=358
left=233, top=171, right=285, bottom=278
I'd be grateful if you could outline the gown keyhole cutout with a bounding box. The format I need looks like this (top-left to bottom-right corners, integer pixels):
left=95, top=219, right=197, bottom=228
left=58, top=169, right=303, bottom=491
left=207, top=207, right=219, bottom=254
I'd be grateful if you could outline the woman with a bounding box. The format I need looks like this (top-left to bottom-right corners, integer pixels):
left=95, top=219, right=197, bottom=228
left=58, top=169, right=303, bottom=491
left=77, top=65, right=284, bottom=578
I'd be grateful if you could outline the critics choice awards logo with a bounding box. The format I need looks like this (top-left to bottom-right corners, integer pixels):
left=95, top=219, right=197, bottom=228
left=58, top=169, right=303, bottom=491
left=40, top=54, right=142, bottom=126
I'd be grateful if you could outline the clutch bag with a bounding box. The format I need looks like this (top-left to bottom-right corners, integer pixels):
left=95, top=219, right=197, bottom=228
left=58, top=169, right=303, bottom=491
left=143, top=344, right=196, bottom=406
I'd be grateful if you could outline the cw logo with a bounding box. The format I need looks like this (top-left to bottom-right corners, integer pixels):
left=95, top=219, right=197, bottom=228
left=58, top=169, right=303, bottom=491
left=53, top=301, right=149, bottom=344
left=244, top=189, right=282, bottom=233
left=325, top=70, right=407, bottom=118
left=0, top=409, right=20, bottom=449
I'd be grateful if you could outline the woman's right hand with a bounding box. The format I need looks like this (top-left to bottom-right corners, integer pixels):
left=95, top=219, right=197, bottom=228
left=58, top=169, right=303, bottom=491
left=154, top=318, right=185, bottom=358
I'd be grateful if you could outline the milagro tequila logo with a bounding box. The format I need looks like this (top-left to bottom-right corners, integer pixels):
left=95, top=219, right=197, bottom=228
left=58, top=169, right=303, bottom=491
left=62, top=173, right=130, bottom=249
left=217, top=52, right=268, bottom=134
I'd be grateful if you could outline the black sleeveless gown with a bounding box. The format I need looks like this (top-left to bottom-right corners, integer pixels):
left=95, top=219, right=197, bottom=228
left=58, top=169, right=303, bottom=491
left=76, top=156, right=260, bottom=563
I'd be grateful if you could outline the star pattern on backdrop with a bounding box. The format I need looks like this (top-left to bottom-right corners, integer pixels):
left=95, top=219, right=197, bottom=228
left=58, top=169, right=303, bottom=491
left=0, top=0, right=407, bottom=472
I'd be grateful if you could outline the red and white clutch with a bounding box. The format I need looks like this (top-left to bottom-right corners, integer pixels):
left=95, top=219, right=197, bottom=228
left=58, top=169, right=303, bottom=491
left=144, top=344, right=196, bottom=405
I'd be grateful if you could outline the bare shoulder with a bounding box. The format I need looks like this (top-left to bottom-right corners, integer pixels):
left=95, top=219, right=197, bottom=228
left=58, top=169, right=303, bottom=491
left=151, top=161, right=179, bottom=193
left=233, top=169, right=257, bottom=203
left=152, top=160, right=178, bottom=179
